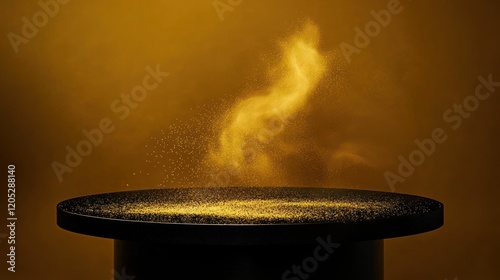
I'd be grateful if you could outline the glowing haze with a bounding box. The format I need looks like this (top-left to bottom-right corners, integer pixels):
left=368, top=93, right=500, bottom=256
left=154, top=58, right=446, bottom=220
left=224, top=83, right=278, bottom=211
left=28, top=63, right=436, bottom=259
left=206, top=21, right=327, bottom=180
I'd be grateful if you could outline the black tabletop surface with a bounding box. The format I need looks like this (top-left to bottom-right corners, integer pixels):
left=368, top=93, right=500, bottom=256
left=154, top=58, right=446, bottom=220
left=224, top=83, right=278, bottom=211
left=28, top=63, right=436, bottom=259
left=57, top=187, right=444, bottom=245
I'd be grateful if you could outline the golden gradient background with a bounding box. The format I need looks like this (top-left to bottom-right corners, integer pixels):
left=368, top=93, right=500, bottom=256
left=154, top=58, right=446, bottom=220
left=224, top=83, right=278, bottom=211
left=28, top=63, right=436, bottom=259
left=1, top=0, right=499, bottom=279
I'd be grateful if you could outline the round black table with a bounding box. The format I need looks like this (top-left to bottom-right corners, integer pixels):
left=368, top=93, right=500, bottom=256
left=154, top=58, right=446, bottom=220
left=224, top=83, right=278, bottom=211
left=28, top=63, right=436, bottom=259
left=57, top=187, right=444, bottom=280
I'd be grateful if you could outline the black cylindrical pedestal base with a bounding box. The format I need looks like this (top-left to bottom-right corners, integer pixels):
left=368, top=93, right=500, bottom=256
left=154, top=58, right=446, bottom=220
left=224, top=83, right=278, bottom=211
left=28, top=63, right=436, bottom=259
left=114, top=239, right=384, bottom=280
left=58, top=188, right=443, bottom=279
